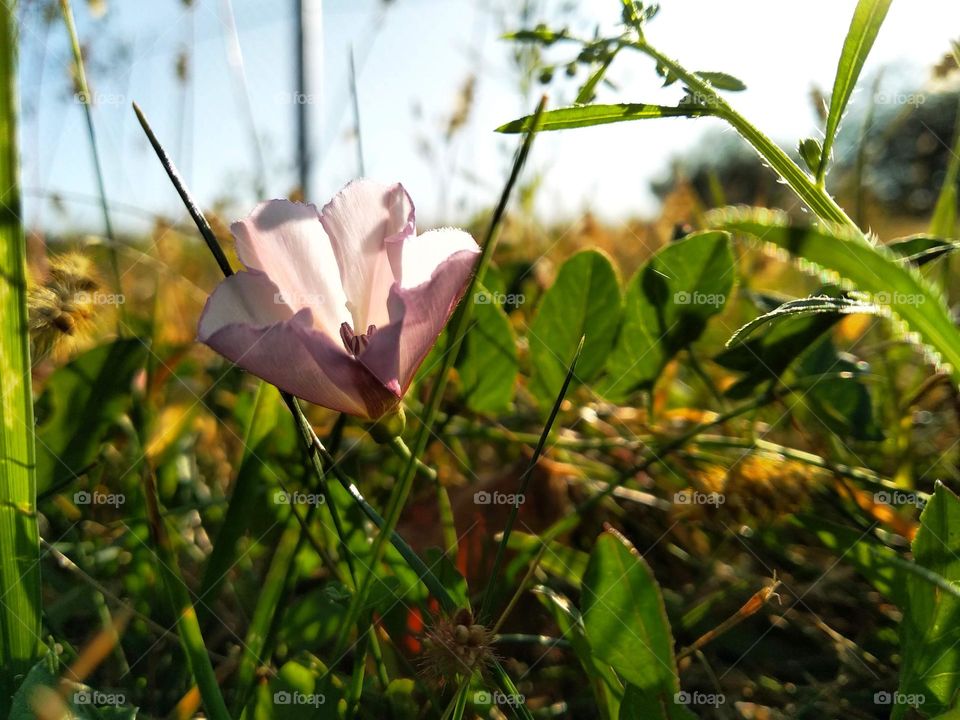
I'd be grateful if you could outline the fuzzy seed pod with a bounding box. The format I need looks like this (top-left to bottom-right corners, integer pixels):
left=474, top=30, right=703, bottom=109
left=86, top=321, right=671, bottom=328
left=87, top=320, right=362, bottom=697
left=28, top=252, right=100, bottom=362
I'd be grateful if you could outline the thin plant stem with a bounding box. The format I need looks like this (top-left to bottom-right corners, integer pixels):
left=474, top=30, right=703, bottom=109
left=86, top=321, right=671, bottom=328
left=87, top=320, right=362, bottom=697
left=59, top=0, right=124, bottom=313
left=478, top=336, right=583, bottom=622
left=334, top=96, right=548, bottom=658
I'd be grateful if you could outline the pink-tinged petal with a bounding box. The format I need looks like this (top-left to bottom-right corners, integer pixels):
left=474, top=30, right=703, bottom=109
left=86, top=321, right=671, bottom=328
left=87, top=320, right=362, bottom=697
left=359, top=229, right=480, bottom=394
left=198, top=272, right=399, bottom=419
left=319, top=180, right=414, bottom=330
left=231, top=199, right=349, bottom=337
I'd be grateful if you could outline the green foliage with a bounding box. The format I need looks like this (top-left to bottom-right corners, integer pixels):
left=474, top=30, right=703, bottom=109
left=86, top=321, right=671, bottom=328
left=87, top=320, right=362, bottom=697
left=897, top=483, right=960, bottom=718
left=0, top=0, right=40, bottom=705
left=457, top=287, right=518, bottom=413
left=582, top=530, right=691, bottom=718
left=10, top=654, right=138, bottom=719
left=35, top=338, right=147, bottom=495
left=707, top=206, right=960, bottom=383
left=497, top=103, right=715, bottom=134
left=529, top=249, right=621, bottom=405
left=816, top=0, right=893, bottom=183
left=603, top=231, right=733, bottom=398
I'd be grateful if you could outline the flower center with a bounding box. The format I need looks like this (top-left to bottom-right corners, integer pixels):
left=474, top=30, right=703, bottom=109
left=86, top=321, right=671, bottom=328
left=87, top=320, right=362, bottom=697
left=340, top=322, right=377, bottom=357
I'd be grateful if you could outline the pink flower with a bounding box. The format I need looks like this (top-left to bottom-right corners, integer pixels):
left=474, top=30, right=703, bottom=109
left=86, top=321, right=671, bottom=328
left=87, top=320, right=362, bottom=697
left=198, top=180, right=480, bottom=419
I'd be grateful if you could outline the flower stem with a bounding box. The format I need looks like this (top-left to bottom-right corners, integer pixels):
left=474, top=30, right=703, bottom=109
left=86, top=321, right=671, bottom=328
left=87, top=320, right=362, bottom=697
left=334, top=96, right=548, bottom=657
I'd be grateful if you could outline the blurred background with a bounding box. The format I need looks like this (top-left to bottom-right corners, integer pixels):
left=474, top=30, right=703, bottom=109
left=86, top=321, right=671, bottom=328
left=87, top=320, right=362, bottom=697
left=19, top=0, right=960, bottom=238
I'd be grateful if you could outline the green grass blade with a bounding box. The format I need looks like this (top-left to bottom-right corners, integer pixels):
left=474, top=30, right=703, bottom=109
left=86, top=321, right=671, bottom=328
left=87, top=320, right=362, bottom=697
left=929, top=97, right=960, bottom=238
left=816, top=0, right=893, bottom=184
left=0, top=0, right=41, bottom=709
left=497, top=102, right=714, bottom=133
left=707, top=206, right=960, bottom=382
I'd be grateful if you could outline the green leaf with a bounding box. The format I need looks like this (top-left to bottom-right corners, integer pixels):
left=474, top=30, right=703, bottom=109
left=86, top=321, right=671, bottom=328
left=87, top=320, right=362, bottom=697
left=816, top=0, right=893, bottom=182
left=534, top=586, right=623, bottom=719
left=715, top=290, right=843, bottom=399
left=707, top=207, right=960, bottom=385
left=798, top=137, right=822, bottom=174
left=502, top=27, right=570, bottom=46
left=35, top=338, right=147, bottom=495
left=726, top=294, right=879, bottom=347
left=602, top=231, right=733, bottom=398
left=577, top=52, right=618, bottom=104
left=797, top=336, right=883, bottom=441
left=620, top=683, right=697, bottom=720
left=582, top=530, right=684, bottom=715
left=929, top=102, right=960, bottom=238
left=897, top=482, right=960, bottom=719
left=10, top=654, right=139, bottom=720
left=529, top=250, right=621, bottom=405
left=250, top=659, right=340, bottom=720
left=0, top=1, right=41, bottom=705
left=497, top=103, right=716, bottom=134
left=888, top=234, right=960, bottom=266
left=457, top=289, right=518, bottom=412
left=694, top=70, right=746, bottom=92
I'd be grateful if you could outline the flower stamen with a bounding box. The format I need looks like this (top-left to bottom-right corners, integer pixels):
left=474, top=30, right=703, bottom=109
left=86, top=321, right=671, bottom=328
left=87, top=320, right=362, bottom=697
left=340, top=322, right=377, bottom=356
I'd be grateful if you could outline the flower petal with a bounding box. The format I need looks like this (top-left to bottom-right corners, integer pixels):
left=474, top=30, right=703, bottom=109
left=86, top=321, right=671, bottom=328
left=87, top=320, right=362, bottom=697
left=198, top=271, right=399, bottom=419
left=231, top=199, right=349, bottom=337
left=319, top=180, right=414, bottom=330
left=359, top=229, right=480, bottom=394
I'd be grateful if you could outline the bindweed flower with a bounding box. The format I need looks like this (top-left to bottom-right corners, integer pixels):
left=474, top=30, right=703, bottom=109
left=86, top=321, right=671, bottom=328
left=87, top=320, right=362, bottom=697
left=198, top=180, right=480, bottom=419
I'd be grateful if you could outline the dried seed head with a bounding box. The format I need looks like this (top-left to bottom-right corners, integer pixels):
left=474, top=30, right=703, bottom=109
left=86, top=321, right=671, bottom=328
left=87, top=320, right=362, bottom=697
left=419, top=609, right=496, bottom=686
left=28, top=252, right=101, bottom=362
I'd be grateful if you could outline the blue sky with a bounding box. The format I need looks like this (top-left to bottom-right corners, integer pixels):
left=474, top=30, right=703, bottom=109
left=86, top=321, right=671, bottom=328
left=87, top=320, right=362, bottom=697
left=19, top=0, right=960, bottom=235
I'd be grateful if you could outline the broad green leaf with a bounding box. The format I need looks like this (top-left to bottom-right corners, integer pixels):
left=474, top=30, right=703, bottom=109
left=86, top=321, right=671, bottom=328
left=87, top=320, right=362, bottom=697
left=534, top=586, right=623, bottom=719
left=707, top=207, right=960, bottom=385
left=10, top=654, right=139, bottom=719
left=35, top=338, right=147, bottom=495
left=897, top=482, right=960, bottom=719
left=816, top=0, right=893, bottom=182
left=0, top=1, right=40, bottom=705
left=582, top=530, right=684, bottom=715
left=457, top=289, right=517, bottom=412
left=529, top=250, right=621, bottom=404
left=621, top=683, right=697, bottom=720
left=497, top=103, right=716, bottom=134
left=798, top=337, right=883, bottom=441
left=603, top=231, right=733, bottom=398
